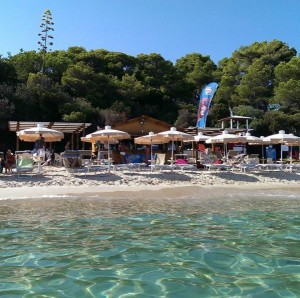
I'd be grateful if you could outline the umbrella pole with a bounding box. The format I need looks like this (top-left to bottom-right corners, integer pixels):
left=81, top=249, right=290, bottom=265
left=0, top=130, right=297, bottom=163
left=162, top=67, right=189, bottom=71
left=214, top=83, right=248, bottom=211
left=171, top=140, right=174, bottom=171
left=150, top=142, right=153, bottom=172
left=107, top=136, right=111, bottom=173
left=172, top=140, right=174, bottom=161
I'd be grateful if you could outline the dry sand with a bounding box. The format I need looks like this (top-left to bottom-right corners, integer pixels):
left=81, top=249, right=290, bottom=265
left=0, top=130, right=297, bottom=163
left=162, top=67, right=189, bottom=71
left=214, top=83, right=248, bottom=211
left=0, top=165, right=300, bottom=200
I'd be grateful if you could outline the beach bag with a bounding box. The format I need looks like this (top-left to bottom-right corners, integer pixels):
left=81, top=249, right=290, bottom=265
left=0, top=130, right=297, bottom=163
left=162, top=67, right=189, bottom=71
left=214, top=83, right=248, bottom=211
left=175, top=158, right=187, bottom=164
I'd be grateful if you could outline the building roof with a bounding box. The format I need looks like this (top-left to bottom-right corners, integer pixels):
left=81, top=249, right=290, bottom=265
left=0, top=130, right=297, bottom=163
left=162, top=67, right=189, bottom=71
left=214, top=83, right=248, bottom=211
left=113, top=115, right=172, bottom=137
left=218, top=116, right=253, bottom=122
left=8, top=121, right=92, bottom=134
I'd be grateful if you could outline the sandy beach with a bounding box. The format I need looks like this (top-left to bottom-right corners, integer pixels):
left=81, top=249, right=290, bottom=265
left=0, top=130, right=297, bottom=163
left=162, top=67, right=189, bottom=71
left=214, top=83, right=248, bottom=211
left=0, top=165, right=300, bottom=200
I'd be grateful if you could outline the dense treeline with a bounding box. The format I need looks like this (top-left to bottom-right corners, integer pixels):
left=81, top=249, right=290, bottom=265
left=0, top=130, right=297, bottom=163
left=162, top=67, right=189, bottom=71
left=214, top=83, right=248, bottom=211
left=1, top=39, right=300, bottom=150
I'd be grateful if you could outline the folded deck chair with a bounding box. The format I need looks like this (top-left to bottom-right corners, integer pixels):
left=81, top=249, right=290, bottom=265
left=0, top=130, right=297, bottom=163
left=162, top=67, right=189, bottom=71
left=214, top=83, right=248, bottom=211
left=16, top=158, right=34, bottom=178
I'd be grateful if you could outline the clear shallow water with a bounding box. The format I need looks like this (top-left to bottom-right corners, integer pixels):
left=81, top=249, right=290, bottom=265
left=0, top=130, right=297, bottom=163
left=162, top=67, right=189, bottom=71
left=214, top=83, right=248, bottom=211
left=0, top=190, right=300, bottom=298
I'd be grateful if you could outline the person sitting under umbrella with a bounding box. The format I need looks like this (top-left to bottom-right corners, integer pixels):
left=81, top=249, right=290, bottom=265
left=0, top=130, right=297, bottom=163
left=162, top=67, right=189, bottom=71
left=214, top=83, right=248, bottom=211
left=32, top=134, right=45, bottom=154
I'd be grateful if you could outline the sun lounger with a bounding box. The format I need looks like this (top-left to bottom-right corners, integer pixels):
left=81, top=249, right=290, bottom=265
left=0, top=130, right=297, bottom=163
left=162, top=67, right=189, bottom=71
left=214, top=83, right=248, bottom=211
left=257, top=163, right=284, bottom=171
left=174, top=164, right=196, bottom=172
left=286, top=163, right=300, bottom=172
left=150, top=153, right=174, bottom=171
left=235, top=157, right=259, bottom=172
left=16, top=157, right=34, bottom=178
left=236, top=162, right=258, bottom=172
left=204, top=163, right=232, bottom=171
left=86, top=164, right=110, bottom=173
left=115, top=162, right=148, bottom=171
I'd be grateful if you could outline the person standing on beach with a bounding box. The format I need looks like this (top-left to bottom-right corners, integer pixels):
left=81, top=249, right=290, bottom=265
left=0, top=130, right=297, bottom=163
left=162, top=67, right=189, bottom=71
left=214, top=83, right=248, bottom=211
left=5, top=149, right=16, bottom=173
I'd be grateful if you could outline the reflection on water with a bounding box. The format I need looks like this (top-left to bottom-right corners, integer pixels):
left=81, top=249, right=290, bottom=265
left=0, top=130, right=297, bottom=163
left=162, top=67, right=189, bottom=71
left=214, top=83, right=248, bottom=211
left=0, top=190, right=300, bottom=297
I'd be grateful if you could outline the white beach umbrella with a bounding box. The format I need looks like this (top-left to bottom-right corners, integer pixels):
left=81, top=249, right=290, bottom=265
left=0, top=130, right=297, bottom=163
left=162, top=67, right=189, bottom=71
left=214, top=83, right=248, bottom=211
left=182, top=132, right=209, bottom=159
left=206, top=131, right=246, bottom=159
left=17, top=123, right=64, bottom=142
left=267, top=130, right=300, bottom=143
left=284, top=135, right=300, bottom=162
left=158, top=127, right=192, bottom=162
left=244, top=133, right=263, bottom=160
left=265, top=130, right=300, bottom=161
left=194, top=132, right=210, bottom=142
left=259, top=136, right=275, bottom=163
left=244, top=132, right=263, bottom=144
left=90, top=126, right=130, bottom=171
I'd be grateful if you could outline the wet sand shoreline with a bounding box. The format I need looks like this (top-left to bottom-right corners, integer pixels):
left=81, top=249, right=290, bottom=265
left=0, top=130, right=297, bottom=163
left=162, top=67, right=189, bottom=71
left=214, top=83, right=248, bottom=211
left=0, top=165, right=300, bottom=200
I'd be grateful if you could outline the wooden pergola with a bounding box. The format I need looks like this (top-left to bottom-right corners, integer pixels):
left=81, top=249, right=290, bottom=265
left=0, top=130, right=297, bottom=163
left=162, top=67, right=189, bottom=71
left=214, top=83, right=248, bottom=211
left=8, top=121, right=92, bottom=150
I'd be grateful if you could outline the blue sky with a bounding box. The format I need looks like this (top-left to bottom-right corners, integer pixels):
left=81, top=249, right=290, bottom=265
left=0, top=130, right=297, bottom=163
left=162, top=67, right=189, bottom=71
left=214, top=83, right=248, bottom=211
left=1, top=0, right=299, bottom=64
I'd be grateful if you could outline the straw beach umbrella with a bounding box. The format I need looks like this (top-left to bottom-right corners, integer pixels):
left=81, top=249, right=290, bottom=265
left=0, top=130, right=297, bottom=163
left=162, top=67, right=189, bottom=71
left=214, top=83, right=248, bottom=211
left=134, top=132, right=170, bottom=166
left=81, top=133, right=119, bottom=144
left=90, top=126, right=130, bottom=171
left=17, top=123, right=64, bottom=142
left=158, top=127, right=192, bottom=162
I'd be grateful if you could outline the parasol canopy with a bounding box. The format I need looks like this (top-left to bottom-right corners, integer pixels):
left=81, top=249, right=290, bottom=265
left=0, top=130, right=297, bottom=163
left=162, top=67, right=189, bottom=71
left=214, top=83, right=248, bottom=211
left=206, top=131, right=246, bottom=144
left=194, top=132, right=210, bottom=142
left=81, top=133, right=119, bottom=144
left=134, top=132, right=170, bottom=145
left=17, top=123, right=64, bottom=142
left=90, top=126, right=130, bottom=171
left=134, top=132, right=170, bottom=166
left=206, top=131, right=246, bottom=160
left=264, top=130, right=300, bottom=161
left=244, top=132, right=263, bottom=144
left=158, top=127, right=191, bottom=161
left=266, top=130, right=300, bottom=144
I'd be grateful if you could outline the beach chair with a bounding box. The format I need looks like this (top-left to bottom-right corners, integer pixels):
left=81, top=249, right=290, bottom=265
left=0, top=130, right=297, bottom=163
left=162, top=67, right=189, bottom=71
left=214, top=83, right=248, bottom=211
left=62, top=151, right=88, bottom=176
left=115, top=153, right=147, bottom=171
left=227, top=150, right=239, bottom=160
left=54, top=153, right=62, bottom=166
left=150, top=153, right=173, bottom=171
left=15, top=157, right=34, bottom=178
left=62, top=158, right=88, bottom=176
left=236, top=157, right=259, bottom=173
left=174, top=155, right=196, bottom=172
left=204, top=162, right=232, bottom=171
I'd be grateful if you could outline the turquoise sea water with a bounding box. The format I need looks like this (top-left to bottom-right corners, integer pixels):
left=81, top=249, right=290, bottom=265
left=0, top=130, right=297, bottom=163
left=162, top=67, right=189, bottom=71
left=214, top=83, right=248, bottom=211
left=0, top=190, right=300, bottom=298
